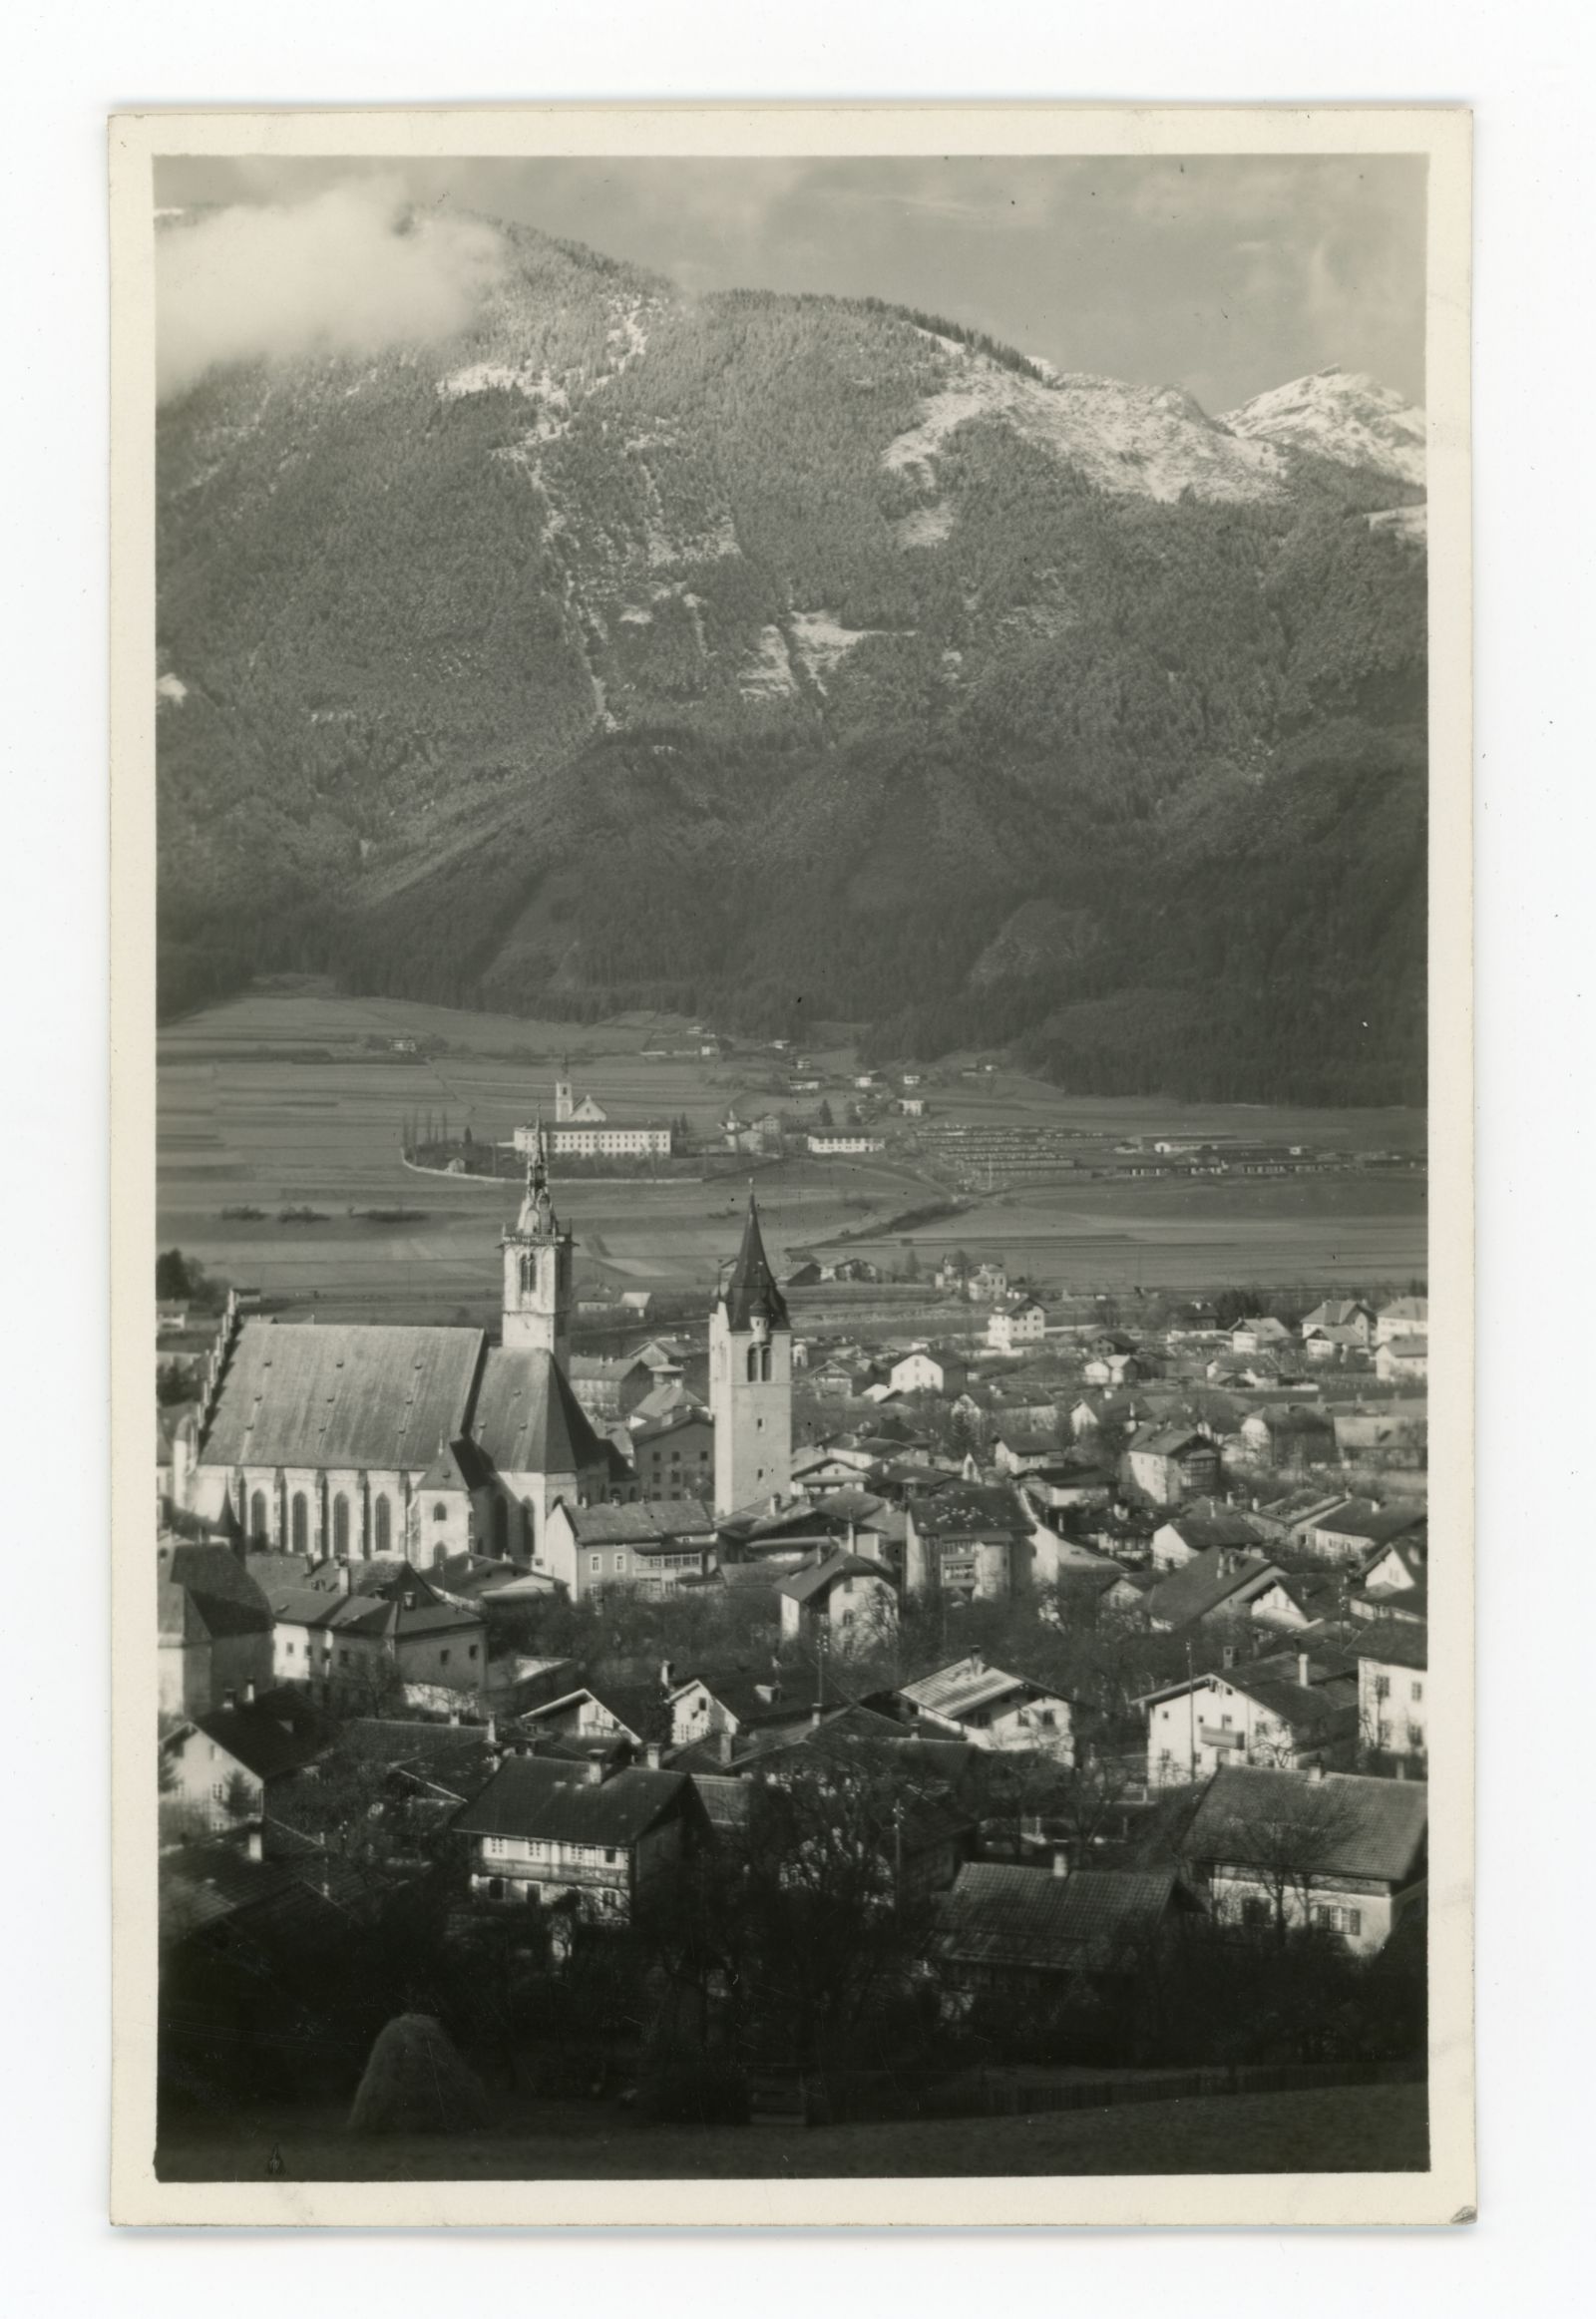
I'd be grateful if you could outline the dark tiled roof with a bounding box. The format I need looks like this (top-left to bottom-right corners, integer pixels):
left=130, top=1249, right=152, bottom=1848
left=719, top=1197, right=789, bottom=1332
left=187, top=1690, right=335, bottom=1781
left=1144, top=1549, right=1282, bottom=1629
left=200, top=1321, right=483, bottom=1470
left=1355, top=1621, right=1429, bottom=1672
left=936, top=1863, right=1182, bottom=1973
left=561, top=1499, right=714, bottom=1546
left=911, top=1481, right=1028, bottom=1538
left=1183, top=1765, right=1428, bottom=1886
left=453, top=1757, right=690, bottom=1845
left=776, top=1552, right=891, bottom=1606
left=158, top=1541, right=274, bottom=1643
left=471, top=1347, right=607, bottom=1476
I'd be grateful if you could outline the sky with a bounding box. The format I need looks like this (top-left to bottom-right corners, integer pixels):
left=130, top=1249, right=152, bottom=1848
left=154, top=154, right=1426, bottom=414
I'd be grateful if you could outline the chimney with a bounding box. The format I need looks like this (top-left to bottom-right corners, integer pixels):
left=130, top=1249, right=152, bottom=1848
left=1222, top=1644, right=1236, bottom=1671
left=716, top=1728, right=735, bottom=1766
left=1051, top=1847, right=1069, bottom=1879
left=244, top=1824, right=263, bottom=1864
left=1297, top=1653, right=1311, bottom=1688
left=659, top=1658, right=674, bottom=1696
left=644, top=1741, right=663, bottom=1770
left=339, top=1563, right=354, bottom=1596
left=586, top=1756, right=606, bottom=1784
left=810, top=1704, right=824, bottom=1729
left=970, top=1650, right=984, bottom=1675
left=222, top=1688, right=237, bottom=1713
left=485, top=1716, right=497, bottom=1747
left=243, top=1679, right=256, bottom=1706
left=1307, top=1759, right=1325, bottom=1782
left=448, top=1706, right=461, bottom=1727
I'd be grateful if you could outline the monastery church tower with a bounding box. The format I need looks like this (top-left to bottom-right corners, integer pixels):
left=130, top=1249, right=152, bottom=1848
left=710, top=1193, right=792, bottom=1517
left=502, top=1127, right=573, bottom=1364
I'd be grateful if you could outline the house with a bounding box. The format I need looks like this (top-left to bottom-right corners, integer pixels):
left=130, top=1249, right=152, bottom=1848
left=1235, top=1403, right=1337, bottom=1472
left=1348, top=1534, right=1428, bottom=1623
left=777, top=1552, right=898, bottom=1653
left=1178, top=1764, right=1427, bottom=1953
left=904, top=1481, right=1035, bottom=1602
left=261, top=1558, right=487, bottom=1708
left=1142, top=1547, right=1287, bottom=1633
left=1298, top=1497, right=1426, bottom=1565
left=1374, top=1297, right=1428, bottom=1347
left=806, top=1132, right=886, bottom=1156
left=1017, top=1458, right=1114, bottom=1513
left=1149, top=1506, right=1274, bottom=1573
left=454, top=1755, right=703, bottom=1922
left=521, top=1680, right=672, bottom=1756
left=666, top=1668, right=825, bottom=1750
left=1301, top=1300, right=1376, bottom=1348
left=897, top=1654, right=1074, bottom=1762
left=161, top=1685, right=333, bottom=1832
left=1356, top=1623, right=1428, bottom=1764
left=1228, top=1316, right=1293, bottom=1353
left=540, top=1499, right=717, bottom=1599
left=889, top=1345, right=971, bottom=1397
left=988, top=1297, right=1046, bottom=1353
left=966, top=1262, right=1008, bottom=1304
left=1125, top=1424, right=1221, bottom=1508
left=1333, top=1405, right=1428, bottom=1471
left=1140, top=1647, right=1358, bottom=1784
left=933, top=1861, right=1199, bottom=2002
left=628, top=1405, right=716, bottom=1502
left=1083, top=1349, right=1146, bottom=1387
left=158, top=1539, right=276, bottom=1719
left=1376, top=1335, right=1429, bottom=1384
left=1247, top=1568, right=1349, bottom=1632
left=992, top=1424, right=1066, bottom=1477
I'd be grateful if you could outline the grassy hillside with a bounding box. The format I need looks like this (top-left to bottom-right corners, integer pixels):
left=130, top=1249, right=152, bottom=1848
left=157, top=218, right=1427, bottom=1103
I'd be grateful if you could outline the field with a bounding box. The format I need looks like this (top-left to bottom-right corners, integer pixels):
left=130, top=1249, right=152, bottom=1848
left=158, top=981, right=1427, bottom=1323
left=156, top=2081, right=1427, bottom=2183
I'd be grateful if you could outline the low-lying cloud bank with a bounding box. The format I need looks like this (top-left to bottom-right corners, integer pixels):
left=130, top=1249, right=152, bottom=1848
left=157, top=179, right=505, bottom=403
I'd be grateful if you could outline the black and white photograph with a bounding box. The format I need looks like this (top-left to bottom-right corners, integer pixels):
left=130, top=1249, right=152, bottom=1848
left=108, top=106, right=1473, bottom=2226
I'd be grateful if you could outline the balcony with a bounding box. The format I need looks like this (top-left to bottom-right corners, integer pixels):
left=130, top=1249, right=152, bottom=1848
left=1199, top=1727, right=1246, bottom=1748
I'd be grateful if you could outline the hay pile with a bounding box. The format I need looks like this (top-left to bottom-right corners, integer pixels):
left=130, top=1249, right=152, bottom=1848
left=347, top=2014, right=491, bottom=2137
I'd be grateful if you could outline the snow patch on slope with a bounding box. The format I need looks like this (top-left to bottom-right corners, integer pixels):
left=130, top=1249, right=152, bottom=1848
left=883, top=351, right=1288, bottom=505
left=157, top=672, right=188, bottom=704
left=1220, top=368, right=1425, bottom=490
left=741, top=626, right=798, bottom=698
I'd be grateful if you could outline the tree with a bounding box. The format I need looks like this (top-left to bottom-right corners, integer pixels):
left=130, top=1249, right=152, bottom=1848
left=156, top=1249, right=197, bottom=1301
left=1184, top=1777, right=1370, bottom=1948
left=818, top=1099, right=834, bottom=1129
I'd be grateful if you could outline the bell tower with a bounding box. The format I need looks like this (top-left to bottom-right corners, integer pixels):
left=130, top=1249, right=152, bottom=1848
left=709, top=1192, right=792, bottom=1517
left=501, top=1126, right=573, bottom=1363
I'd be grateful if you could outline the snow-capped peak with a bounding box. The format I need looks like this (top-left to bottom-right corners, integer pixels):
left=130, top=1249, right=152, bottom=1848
left=1220, top=366, right=1425, bottom=490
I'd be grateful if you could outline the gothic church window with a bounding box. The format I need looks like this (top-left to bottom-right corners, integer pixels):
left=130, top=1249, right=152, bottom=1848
left=332, top=1495, right=349, bottom=1556
left=248, top=1489, right=268, bottom=1544
left=290, top=1492, right=308, bottom=1555
left=373, top=1495, right=392, bottom=1556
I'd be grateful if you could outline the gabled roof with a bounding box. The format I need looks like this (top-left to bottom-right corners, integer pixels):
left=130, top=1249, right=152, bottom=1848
left=1182, top=1765, right=1428, bottom=1886
left=1144, top=1548, right=1283, bottom=1630
left=776, top=1551, right=893, bottom=1606
left=935, top=1863, right=1185, bottom=1974
left=181, top=1690, right=334, bottom=1781
left=558, top=1499, right=715, bottom=1551
left=901, top=1656, right=1068, bottom=1722
left=524, top=1682, right=670, bottom=1741
left=671, top=1668, right=823, bottom=1727
left=1131, top=1423, right=1213, bottom=1457
left=718, top=1196, right=789, bottom=1333
left=471, top=1346, right=607, bottom=1476
left=909, top=1480, right=1029, bottom=1538
left=1355, top=1621, right=1428, bottom=1673
left=200, top=1321, right=484, bottom=1470
left=453, top=1757, right=690, bottom=1846
left=157, top=1541, right=274, bottom=1644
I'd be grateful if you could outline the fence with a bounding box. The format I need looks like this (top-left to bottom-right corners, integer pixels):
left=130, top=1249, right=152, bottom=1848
left=762, top=2056, right=1422, bottom=2128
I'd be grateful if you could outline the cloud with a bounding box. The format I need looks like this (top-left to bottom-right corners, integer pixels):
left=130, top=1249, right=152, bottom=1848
left=156, top=177, right=506, bottom=402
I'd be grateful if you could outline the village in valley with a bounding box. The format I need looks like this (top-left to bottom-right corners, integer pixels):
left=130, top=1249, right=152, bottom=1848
left=155, top=1045, right=1431, bottom=2175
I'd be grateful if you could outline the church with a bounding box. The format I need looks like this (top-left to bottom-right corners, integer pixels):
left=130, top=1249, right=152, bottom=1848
left=171, top=1140, right=795, bottom=1569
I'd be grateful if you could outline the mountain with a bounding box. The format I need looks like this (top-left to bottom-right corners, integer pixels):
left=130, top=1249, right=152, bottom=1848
left=156, top=215, right=1428, bottom=1104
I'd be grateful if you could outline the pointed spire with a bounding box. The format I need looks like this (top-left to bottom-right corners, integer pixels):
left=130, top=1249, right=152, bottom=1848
left=720, top=1189, right=789, bottom=1331
left=514, top=1114, right=560, bottom=1241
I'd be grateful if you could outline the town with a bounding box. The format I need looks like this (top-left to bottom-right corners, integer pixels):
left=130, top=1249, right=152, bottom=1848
left=155, top=1099, right=1429, bottom=2171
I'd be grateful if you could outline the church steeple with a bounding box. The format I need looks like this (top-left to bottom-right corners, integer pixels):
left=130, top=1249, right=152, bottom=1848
left=709, top=1189, right=792, bottom=1517
left=502, top=1122, right=574, bottom=1362
left=718, top=1191, right=790, bottom=1334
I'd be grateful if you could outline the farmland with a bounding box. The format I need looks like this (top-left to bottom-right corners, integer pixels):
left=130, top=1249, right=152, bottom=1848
left=158, top=981, right=1427, bottom=1324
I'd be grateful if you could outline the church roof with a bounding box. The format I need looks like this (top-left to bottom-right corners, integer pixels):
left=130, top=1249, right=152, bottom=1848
left=718, top=1197, right=789, bottom=1333
left=200, top=1322, right=484, bottom=1472
left=472, top=1347, right=607, bottom=1477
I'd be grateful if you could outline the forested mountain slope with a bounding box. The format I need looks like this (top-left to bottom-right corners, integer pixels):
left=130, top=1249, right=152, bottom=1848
left=157, top=215, right=1427, bottom=1103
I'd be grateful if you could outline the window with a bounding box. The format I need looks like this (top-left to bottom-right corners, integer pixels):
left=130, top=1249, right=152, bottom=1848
left=439, top=1649, right=450, bottom=1667
left=614, top=1553, right=625, bottom=1572
left=1374, top=1675, right=1391, bottom=1701
left=373, top=1495, right=391, bottom=1556
left=1241, top=1897, right=1270, bottom=1929
left=591, top=1556, right=601, bottom=1573
left=249, top=1488, right=268, bottom=1543
left=1407, top=1724, right=1424, bottom=1750
left=760, top=1345, right=772, bottom=1382
left=1411, top=1680, right=1423, bottom=1702
left=290, top=1491, right=308, bottom=1555
left=433, top=1502, right=448, bottom=1522
left=332, top=1495, right=349, bottom=1555
left=746, top=1346, right=758, bottom=1383
left=339, top=1650, right=350, bottom=1668
left=604, top=1849, right=619, bottom=1865
left=469, top=1644, right=479, bottom=1661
